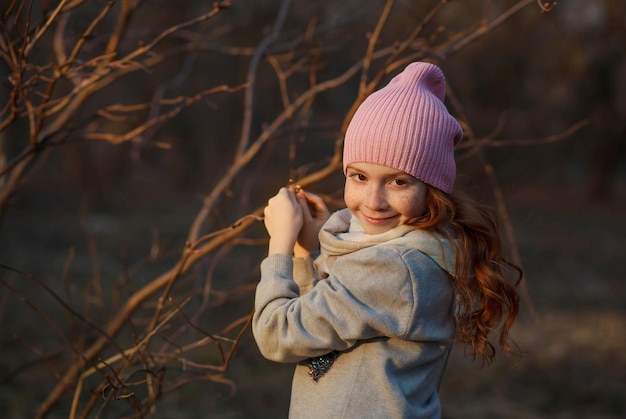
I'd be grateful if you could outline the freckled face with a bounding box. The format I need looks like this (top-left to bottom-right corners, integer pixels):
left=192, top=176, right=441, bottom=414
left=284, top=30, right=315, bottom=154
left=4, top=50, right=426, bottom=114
left=344, top=162, right=427, bottom=235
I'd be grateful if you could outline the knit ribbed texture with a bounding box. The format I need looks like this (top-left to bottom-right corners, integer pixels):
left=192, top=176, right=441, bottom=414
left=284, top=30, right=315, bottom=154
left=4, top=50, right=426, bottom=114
left=343, top=62, right=463, bottom=193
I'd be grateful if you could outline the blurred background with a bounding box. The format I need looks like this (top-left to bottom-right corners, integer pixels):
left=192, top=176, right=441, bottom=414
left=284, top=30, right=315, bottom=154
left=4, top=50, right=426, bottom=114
left=0, top=0, right=624, bottom=417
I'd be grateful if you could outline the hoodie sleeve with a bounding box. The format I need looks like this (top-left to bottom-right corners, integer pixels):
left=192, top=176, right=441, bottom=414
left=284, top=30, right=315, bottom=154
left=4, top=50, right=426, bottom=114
left=252, top=245, right=453, bottom=363
left=292, top=255, right=318, bottom=295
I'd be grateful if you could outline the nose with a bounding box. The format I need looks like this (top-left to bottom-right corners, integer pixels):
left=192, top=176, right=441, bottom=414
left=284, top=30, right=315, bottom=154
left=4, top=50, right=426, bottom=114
left=364, top=184, right=388, bottom=211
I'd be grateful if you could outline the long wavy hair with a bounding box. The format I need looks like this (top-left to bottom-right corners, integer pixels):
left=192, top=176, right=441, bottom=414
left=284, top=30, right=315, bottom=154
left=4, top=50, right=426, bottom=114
left=411, top=185, right=521, bottom=365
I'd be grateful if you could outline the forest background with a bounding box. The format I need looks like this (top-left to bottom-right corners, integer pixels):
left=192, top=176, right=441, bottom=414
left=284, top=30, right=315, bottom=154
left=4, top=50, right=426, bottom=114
left=0, top=0, right=624, bottom=418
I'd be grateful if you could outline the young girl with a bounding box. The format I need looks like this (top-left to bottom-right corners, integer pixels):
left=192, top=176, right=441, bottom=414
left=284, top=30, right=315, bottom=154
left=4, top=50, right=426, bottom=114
left=252, top=62, right=520, bottom=418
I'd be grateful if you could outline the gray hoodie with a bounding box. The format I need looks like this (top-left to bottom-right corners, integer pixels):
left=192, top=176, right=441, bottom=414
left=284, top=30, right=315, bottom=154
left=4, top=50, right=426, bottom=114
left=253, top=209, right=457, bottom=418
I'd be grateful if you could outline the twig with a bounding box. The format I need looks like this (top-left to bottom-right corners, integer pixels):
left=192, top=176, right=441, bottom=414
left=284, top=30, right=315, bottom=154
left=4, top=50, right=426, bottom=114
left=0, top=263, right=124, bottom=354
left=63, top=1, right=115, bottom=81
left=445, top=83, right=539, bottom=320
left=536, top=0, right=557, bottom=13
left=456, top=119, right=590, bottom=162
left=382, top=0, right=444, bottom=69
left=69, top=299, right=188, bottom=419
left=238, top=0, right=293, bottom=157
left=358, top=0, right=393, bottom=96
left=188, top=56, right=367, bottom=241
left=439, top=0, right=534, bottom=56
left=482, top=119, right=589, bottom=148
left=118, top=2, right=229, bottom=65
left=37, top=209, right=264, bottom=418
left=476, top=153, right=539, bottom=321
left=24, top=0, right=70, bottom=56
left=105, top=0, right=140, bottom=56
left=85, top=83, right=247, bottom=144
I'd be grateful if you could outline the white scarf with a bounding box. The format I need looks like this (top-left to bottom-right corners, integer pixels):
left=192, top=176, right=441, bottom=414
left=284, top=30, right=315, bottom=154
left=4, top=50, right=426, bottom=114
left=315, top=208, right=459, bottom=279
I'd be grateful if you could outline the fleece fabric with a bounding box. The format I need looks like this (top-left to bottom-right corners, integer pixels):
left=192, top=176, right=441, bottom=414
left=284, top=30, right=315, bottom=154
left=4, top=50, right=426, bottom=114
left=253, top=208, right=457, bottom=418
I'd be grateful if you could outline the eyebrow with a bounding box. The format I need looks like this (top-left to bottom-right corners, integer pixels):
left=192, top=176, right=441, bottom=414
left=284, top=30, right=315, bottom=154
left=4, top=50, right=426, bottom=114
left=347, top=164, right=407, bottom=177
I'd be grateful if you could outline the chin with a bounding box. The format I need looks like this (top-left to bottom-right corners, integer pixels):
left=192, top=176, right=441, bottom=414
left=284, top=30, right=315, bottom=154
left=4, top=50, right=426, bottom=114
left=362, top=224, right=396, bottom=235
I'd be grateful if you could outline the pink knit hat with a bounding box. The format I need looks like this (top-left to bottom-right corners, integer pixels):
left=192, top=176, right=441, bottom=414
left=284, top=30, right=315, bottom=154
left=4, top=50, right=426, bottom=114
left=343, top=62, right=463, bottom=193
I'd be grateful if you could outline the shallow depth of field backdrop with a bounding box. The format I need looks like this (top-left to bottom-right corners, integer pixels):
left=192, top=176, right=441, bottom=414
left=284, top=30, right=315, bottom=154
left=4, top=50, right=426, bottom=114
left=0, top=0, right=624, bottom=418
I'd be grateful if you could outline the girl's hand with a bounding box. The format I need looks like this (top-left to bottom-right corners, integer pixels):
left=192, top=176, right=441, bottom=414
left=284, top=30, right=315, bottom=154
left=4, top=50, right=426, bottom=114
left=264, top=188, right=303, bottom=255
left=294, top=189, right=330, bottom=256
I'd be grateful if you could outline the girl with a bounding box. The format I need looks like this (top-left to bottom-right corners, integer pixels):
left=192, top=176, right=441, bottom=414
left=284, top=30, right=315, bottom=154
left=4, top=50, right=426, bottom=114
left=252, top=62, right=520, bottom=418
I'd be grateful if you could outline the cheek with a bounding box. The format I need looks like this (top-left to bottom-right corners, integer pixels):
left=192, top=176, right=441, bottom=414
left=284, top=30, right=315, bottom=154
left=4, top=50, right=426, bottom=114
left=343, top=183, right=356, bottom=209
left=343, top=182, right=367, bottom=211
left=397, top=191, right=426, bottom=218
left=409, top=199, right=426, bottom=218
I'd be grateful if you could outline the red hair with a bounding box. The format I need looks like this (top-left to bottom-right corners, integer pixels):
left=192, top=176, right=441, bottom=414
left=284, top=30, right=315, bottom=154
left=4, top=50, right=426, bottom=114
left=411, top=185, right=521, bottom=364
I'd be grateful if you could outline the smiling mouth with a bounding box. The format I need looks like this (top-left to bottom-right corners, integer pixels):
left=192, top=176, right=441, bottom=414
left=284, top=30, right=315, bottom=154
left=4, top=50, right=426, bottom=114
left=363, top=214, right=398, bottom=225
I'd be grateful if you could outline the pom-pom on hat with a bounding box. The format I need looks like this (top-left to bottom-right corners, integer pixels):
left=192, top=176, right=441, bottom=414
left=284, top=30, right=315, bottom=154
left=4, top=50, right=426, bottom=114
left=343, top=62, right=463, bottom=193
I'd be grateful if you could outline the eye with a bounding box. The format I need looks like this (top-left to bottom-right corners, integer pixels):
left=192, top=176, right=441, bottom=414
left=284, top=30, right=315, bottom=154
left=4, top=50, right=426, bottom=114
left=349, top=172, right=367, bottom=182
left=391, top=178, right=407, bottom=186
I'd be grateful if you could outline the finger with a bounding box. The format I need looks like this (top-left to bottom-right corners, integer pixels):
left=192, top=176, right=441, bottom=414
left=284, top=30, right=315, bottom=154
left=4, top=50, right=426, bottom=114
left=297, top=191, right=318, bottom=218
left=300, top=191, right=329, bottom=219
left=280, top=187, right=300, bottom=205
left=269, top=189, right=294, bottom=212
left=295, top=193, right=313, bottom=220
left=263, top=206, right=273, bottom=234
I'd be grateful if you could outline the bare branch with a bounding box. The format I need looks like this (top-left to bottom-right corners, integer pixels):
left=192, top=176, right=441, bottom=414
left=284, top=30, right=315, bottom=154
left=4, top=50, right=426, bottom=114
left=437, top=0, right=534, bottom=57
left=483, top=119, right=589, bottom=148
left=84, top=83, right=247, bottom=144
left=64, top=1, right=116, bottom=79
left=118, top=2, right=228, bottom=65
left=456, top=119, right=590, bottom=162
left=105, top=0, right=140, bottom=56
left=358, top=0, right=393, bottom=96
left=238, top=0, right=293, bottom=157
left=188, top=61, right=364, bottom=241
left=24, top=0, right=71, bottom=56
